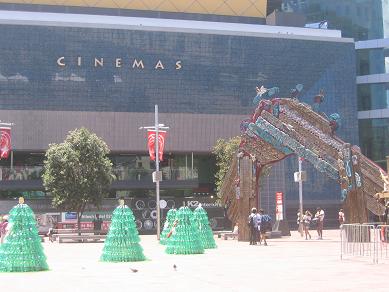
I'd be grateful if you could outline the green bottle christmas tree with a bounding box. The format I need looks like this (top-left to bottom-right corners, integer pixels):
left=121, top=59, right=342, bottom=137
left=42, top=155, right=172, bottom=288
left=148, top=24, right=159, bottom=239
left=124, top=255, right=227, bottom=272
left=0, top=197, right=49, bottom=272
left=101, top=198, right=146, bottom=262
left=160, top=208, right=177, bottom=245
left=193, top=205, right=217, bottom=249
left=165, top=206, right=204, bottom=255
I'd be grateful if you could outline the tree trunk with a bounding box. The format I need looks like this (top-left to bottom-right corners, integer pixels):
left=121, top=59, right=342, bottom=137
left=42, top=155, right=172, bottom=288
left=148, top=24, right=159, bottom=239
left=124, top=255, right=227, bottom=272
left=77, top=213, right=82, bottom=236
left=255, top=165, right=262, bottom=214
left=77, top=202, right=87, bottom=236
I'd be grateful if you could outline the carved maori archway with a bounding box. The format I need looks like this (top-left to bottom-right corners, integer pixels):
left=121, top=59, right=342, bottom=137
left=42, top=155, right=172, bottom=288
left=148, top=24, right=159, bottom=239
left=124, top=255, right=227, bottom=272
left=221, top=91, right=387, bottom=241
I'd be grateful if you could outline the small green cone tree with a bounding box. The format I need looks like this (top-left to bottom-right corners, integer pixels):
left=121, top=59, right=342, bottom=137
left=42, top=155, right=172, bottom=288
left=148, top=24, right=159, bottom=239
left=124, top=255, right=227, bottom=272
left=160, top=208, right=177, bottom=245
left=101, top=199, right=145, bottom=262
left=165, top=206, right=204, bottom=255
left=0, top=197, right=49, bottom=272
left=193, top=205, right=217, bottom=249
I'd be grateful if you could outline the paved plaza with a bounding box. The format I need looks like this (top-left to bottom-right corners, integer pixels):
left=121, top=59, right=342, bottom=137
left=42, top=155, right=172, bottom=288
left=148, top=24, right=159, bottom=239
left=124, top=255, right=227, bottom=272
left=0, top=230, right=387, bottom=292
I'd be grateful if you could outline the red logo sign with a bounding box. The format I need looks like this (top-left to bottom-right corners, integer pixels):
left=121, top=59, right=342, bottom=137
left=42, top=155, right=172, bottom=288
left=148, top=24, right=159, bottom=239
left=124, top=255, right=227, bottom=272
left=0, top=127, right=11, bottom=159
left=147, top=130, right=167, bottom=161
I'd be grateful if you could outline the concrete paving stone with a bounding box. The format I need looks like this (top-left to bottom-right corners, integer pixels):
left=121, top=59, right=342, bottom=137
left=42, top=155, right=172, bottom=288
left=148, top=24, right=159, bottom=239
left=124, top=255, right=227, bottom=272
left=0, top=230, right=387, bottom=292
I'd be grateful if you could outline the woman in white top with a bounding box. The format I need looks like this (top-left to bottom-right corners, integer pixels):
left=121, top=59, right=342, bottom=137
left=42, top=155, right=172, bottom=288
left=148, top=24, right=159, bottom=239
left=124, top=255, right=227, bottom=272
left=315, top=207, right=325, bottom=239
left=338, top=209, right=345, bottom=227
left=302, top=211, right=312, bottom=240
left=0, top=215, right=9, bottom=244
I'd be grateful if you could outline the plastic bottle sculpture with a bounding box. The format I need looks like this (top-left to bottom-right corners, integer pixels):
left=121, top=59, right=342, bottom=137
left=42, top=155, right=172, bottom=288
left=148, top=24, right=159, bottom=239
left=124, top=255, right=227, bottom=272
left=101, top=198, right=145, bottom=262
left=193, top=205, right=217, bottom=249
left=0, top=197, right=49, bottom=272
left=160, top=208, right=177, bottom=245
left=165, top=206, right=204, bottom=255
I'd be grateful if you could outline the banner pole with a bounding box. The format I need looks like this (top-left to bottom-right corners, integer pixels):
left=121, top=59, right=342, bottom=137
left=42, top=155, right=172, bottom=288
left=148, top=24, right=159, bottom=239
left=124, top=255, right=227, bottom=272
left=10, top=150, right=13, bottom=170
left=298, top=157, right=304, bottom=237
left=140, top=110, right=168, bottom=240
left=155, top=104, right=161, bottom=240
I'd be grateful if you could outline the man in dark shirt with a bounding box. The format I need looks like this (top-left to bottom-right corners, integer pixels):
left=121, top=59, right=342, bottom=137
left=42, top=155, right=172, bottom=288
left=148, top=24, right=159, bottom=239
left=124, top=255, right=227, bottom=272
left=258, top=209, right=272, bottom=246
left=224, top=199, right=232, bottom=230
left=92, top=214, right=103, bottom=235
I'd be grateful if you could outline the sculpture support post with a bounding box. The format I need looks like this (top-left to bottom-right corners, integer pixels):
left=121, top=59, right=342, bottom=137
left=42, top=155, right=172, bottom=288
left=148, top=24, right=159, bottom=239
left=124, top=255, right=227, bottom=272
left=238, top=157, right=252, bottom=241
left=255, top=165, right=262, bottom=212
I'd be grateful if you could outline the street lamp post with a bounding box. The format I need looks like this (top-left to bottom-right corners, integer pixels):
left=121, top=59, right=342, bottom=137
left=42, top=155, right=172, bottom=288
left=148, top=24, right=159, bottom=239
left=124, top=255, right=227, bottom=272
left=139, top=105, right=169, bottom=240
left=294, top=157, right=306, bottom=236
left=154, top=105, right=161, bottom=241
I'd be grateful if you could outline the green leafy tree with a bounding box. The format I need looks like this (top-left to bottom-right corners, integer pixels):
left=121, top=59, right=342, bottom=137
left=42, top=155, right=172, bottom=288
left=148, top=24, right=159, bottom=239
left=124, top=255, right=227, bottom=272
left=212, top=136, right=272, bottom=197
left=212, top=136, right=241, bottom=195
left=42, top=128, right=114, bottom=229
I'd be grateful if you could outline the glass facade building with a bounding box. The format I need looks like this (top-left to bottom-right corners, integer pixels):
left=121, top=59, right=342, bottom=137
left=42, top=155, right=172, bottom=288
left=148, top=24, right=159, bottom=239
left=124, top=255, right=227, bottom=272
left=357, top=48, right=389, bottom=76
left=281, top=0, right=389, bottom=169
left=0, top=4, right=358, bottom=228
left=0, top=24, right=355, bottom=115
left=357, top=83, right=389, bottom=111
left=281, top=0, right=389, bottom=41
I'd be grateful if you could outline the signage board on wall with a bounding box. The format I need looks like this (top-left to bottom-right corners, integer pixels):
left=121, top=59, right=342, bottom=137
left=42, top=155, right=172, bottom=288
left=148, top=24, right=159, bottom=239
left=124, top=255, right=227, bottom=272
left=62, top=212, right=77, bottom=222
left=275, top=192, right=283, bottom=221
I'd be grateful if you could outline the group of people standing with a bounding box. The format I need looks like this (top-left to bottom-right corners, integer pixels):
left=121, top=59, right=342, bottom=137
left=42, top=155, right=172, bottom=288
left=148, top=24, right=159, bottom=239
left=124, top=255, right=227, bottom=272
left=298, top=207, right=326, bottom=240
left=248, top=208, right=272, bottom=246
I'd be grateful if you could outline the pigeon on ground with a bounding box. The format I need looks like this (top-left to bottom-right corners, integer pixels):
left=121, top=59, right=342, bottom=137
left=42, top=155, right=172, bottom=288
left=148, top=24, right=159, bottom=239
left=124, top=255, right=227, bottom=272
left=130, top=268, right=138, bottom=273
left=173, top=264, right=177, bottom=271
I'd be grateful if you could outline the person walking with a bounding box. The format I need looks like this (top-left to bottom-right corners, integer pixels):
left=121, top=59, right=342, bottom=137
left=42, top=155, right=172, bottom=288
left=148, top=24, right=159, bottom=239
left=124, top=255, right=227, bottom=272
left=0, top=215, right=9, bottom=244
left=302, top=210, right=312, bottom=240
left=315, top=207, right=325, bottom=239
left=93, top=214, right=103, bottom=235
left=47, top=221, right=58, bottom=243
left=224, top=199, right=232, bottom=230
left=248, top=208, right=259, bottom=245
left=258, top=209, right=271, bottom=246
left=338, top=209, right=345, bottom=227
left=383, top=202, right=389, bottom=225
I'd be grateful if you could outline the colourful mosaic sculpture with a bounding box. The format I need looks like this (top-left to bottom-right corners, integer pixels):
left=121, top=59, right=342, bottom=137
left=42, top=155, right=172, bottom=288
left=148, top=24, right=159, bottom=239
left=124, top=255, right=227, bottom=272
left=221, top=84, right=387, bottom=228
left=248, top=117, right=339, bottom=179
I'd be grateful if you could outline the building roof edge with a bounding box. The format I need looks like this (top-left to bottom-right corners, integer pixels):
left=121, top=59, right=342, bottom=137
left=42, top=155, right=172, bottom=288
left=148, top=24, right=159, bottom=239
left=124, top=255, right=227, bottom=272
left=0, top=10, right=351, bottom=42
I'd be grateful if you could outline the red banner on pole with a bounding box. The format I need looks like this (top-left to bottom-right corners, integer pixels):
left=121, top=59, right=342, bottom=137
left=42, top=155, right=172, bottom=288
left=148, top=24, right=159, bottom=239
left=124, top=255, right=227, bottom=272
left=0, top=127, right=11, bottom=159
left=275, top=192, right=283, bottom=221
left=147, top=130, right=167, bottom=161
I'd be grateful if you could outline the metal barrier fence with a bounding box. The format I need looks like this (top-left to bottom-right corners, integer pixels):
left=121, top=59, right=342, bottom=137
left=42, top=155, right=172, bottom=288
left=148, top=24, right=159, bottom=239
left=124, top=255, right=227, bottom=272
left=340, top=224, right=389, bottom=264
left=378, top=225, right=389, bottom=263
